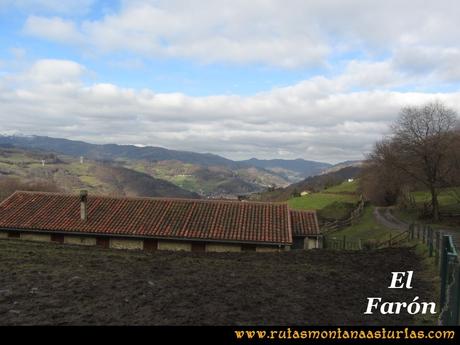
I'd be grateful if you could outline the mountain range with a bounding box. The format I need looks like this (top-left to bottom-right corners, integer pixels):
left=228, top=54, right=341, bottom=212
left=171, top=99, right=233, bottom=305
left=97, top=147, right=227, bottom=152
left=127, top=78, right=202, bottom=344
left=0, top=134, right=361, bottom=198
left=239, top=158, right=332, bottom=181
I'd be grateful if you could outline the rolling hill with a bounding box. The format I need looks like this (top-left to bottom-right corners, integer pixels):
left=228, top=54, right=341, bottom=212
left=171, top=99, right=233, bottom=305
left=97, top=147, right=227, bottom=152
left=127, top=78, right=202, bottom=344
left=239, top=158, right=332, bottom=181
left=0, top=147, right=198, bottom=199
left=122, top=160, right=288, bottom=197
left=1, top=134, right=357, bottom=198
left=0, top=135, right=238, bottom=168
left=250, top=166, right=362, bottom=202
left=320, top=160, right=363, bottom=175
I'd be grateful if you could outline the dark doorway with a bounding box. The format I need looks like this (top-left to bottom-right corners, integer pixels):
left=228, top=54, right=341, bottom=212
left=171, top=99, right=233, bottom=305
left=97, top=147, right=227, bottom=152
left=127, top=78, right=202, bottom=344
left=8, top=232, right=20, bottom=239
left=144, top=239, right=158, bottom=252
left=96, top=237, right=110, bottom=248
left=292, top=237, right=306, bottom=250
left=241, top=244, right=257, bottom=252
left=191, top=242, right=206, bottom=252
left=51, top=233, right=64, bottom=243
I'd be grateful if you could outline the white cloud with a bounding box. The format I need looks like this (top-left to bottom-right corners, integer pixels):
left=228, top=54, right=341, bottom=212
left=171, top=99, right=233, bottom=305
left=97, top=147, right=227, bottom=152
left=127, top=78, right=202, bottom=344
left=20, top=0, right=460, bottom=73
left=73, top=0, right=331, bottom=68
left=393, top=46, right=460, bottom=82
left=1, top=59, right=459, bottom=162
left=23, top=16, right=83, bottom=44
left=24, top=59, right=86, bottom=84
left=338, top=61, right=405, bottom=90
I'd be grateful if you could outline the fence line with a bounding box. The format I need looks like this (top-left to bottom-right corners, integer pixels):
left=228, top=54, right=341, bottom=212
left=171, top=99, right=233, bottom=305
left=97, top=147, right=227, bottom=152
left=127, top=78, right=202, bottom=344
left=320, top=195, right=365, bottom=233
left=410, top=223, right=460, bottom=325
left=440, top=212, right=460, bottom=218
left=323, top=230, right=411, bottom=251
left=409, top=223, right=443, bottom=267
left=323, top=236, right=362, bottom=250
left=376, top=230, right=410, bottom=249
left=438, top=235, right=460, bottom=325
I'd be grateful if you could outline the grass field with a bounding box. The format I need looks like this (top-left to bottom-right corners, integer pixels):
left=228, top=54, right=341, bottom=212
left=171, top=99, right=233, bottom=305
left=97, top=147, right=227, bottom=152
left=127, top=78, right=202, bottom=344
left=317, top=201, right=356, bottom=220
left=324, top=179, right=359, bottom=194
left=288, top=192, right=358, bottom=211
left=395, top=208, right=460, bottom=230
left=287, top=178, right=360, bottom=221
left=0, top=239, right=436, bottom=325
left=327, top=206, right=400, bottom=242
left=394, top=188, right=460, bottom=229
left=411, top=188, right=460, bottom=213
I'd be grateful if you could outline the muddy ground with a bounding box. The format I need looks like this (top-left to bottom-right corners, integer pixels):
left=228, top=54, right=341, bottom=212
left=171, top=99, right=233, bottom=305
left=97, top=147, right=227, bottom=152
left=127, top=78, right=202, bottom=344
left=0, top=239, right=437, bottom=325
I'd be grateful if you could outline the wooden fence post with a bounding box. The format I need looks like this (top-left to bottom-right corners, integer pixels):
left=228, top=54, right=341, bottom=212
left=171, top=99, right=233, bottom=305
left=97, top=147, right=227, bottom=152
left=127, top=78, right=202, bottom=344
left=426, top=227, right=433, bottom=258
left=428, top=227, right=433, bottom=257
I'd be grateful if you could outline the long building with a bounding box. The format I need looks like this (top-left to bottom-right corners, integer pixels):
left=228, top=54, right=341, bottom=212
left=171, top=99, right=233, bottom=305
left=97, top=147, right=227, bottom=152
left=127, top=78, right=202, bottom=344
left=0, top=191, right=321, bottom=252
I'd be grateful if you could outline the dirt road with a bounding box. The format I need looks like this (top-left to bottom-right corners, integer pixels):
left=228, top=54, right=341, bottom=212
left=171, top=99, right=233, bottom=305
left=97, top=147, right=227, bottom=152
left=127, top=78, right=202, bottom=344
left=374, top=207, right=460, bottom=248
left=373, top=207, right=409, bottom=231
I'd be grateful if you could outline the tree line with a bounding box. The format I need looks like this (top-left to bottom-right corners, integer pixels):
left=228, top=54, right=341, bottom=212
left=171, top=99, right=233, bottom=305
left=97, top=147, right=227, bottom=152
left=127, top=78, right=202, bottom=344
left=361, top=101, right=460, bottom=221
left=0, top=177, right=60, bottom=202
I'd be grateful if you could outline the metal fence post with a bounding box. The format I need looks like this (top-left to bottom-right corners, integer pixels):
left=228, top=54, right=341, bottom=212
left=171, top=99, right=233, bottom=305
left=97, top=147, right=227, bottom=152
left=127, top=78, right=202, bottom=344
left=434, top=231, right=440, bottom=265
left=440, top=235, right=449, bottom=307
left=452, top=266, right=460, bottom=325
left=438, top=231, right=444, bottom=271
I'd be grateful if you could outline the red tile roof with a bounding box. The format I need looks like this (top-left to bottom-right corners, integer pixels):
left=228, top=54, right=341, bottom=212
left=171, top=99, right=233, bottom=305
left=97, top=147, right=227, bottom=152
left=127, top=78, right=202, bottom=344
left=290, top=210, right=320, bottom=237
left=0, top=191, right=320, bottom=245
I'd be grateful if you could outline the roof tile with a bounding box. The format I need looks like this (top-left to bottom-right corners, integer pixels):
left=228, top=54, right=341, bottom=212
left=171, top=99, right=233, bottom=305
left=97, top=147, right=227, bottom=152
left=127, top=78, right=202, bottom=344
left=0, top=192, right=322, bottom=245
left=290, top=210, right=320, bottom=237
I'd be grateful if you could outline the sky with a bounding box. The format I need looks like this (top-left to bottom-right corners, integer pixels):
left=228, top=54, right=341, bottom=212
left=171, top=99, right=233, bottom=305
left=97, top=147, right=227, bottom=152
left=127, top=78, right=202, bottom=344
left=1, top=0, right=460, bottom=163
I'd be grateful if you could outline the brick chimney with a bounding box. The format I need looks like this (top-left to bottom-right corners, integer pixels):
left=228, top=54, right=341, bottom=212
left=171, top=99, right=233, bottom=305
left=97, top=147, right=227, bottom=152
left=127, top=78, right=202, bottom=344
left=80, top=190, right=88, bottom=221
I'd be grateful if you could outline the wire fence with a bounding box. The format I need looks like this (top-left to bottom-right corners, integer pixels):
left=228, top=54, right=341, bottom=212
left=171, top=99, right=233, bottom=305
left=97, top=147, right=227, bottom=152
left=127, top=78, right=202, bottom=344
left=323, top=230, right=411, bottom=251
left=438, top=235, right=459, bottom=325
left=323, top=219, right=460, bottom=324
left=409, top=223, right=460, bottom=325
left=323, top=236, right=362, bottom=250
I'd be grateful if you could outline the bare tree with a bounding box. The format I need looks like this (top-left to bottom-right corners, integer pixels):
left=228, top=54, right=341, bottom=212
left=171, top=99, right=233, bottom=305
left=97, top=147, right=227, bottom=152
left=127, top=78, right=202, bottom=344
left=361, top=139, right=408, bottom=206
left=389, top=101, right=458, bottom=220
left=0, top=177, right=60, bottom=202
left=445, top=128, right=460, bottom=203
